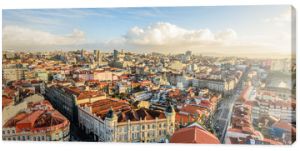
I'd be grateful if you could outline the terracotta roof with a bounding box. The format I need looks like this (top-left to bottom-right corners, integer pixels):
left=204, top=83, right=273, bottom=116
left=77, top=91, right=105, bottom=100
left=3, top=100, right=69, bottom=133
left=3, top=87, right=16, bottom=97
left=170, top=125, right=220, bottom=144
left=180, top=104, right=207, bottom=116
left=17, top=110, right=45, bottom=127
left=118, top=108, right=166, bottom=122
left=2, top=95, right=13, bottom=109
left=200, top=100, right=211, bottom=108
left=175, top=113, right=195, bottom=124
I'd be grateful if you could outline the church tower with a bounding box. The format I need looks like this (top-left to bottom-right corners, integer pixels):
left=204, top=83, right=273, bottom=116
left=165, top=103, right=176, bottom=136
left=105, top=107, right=118, bottom=142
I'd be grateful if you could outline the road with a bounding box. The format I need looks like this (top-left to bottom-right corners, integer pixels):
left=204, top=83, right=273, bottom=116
left=211, top=68, right=249, bottom=143
left=211, top=90, right=240, bottom=142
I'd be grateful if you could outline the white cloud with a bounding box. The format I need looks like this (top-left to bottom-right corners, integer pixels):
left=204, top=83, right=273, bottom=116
left=3, top=21, right=291, bottom=56
left=3, top=25, right=86, bottom=50
left=264, top=8, right=292, bottom=26
left=121, top=22, right=237, bottom=47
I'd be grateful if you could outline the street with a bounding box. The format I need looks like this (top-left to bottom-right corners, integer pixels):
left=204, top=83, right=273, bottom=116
left=211, top=68, right=249, bottom=143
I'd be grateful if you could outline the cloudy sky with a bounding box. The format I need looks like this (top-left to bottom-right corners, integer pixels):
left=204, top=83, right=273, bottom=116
left=2, top=6, right=293, bottom=56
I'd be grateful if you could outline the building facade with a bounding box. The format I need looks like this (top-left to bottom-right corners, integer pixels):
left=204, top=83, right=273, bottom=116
left=45, top=85, right=78, bottom=122
left=2, top=100, right=70, bottom=141
left=78, top=99, right=176, bottom=142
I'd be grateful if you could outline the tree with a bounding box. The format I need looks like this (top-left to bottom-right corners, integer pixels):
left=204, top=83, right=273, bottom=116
left=199, top=114, right=207, bottom=128
left=187, top=114, right=191, bottom=124
left=180, top=117, right=184, bottom=127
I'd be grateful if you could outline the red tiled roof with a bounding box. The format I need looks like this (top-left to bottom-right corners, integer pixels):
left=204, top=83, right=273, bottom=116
left=17, top=110, right=44, bottom=127
left=2, top=95, right=13, bottom=109
left=3, top=87, right=16, bottom=97
left=4, top=100, right=69, bottom=133
left=170, top=126, right=220, bottom=144
left=200, top=100, right=211, bottom=108
left=175, top=113, right=195, bottom=124
left=77, top=91, right=105, bottom=100
left=180, top=104, right=207, bottom=116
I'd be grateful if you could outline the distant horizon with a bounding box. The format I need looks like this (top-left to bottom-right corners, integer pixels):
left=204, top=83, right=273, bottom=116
left=3, top=6, right=294, bottom=56
left=3, top=48, right=294, bottom=59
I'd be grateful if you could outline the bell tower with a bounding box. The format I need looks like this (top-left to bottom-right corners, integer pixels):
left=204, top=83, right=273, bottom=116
left=165, top=103, right=176, bottom=136
left=105, top=107, right=118, bottom=142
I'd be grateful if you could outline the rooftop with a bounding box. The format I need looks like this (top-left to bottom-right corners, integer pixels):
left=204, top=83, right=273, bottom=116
left=170, top=125, right=220, bottom=144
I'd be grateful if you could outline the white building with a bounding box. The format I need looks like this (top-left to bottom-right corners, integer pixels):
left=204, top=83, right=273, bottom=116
left=78, top=99, right=176, bottom=142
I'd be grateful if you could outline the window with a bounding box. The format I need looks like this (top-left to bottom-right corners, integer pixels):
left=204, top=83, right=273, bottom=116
left=137, top=133, right=140, bottom=139
left=148, top=125, right=150, bottom=129
left=142, top=125, right=145, bottom=130
left=2, top=131, right=5, bottom=135
left=7, top=130, right=10, bottom=134
left=12, top=130, right=15, bottom=134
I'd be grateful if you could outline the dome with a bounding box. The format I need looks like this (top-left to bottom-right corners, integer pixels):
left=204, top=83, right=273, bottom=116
left=106, top=107, right=115, bottom=119
left=165, top=103, right=174, bottom=113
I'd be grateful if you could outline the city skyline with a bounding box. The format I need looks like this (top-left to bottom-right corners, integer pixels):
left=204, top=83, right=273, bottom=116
left=2, top=5, right=294, bottom=56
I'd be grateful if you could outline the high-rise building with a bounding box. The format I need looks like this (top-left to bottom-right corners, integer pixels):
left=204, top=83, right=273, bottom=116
left=113, top=49, right=119, bottom=61
left=94, top=50, right=103, bottom=65
left=185, top=51, right=192, bottom=57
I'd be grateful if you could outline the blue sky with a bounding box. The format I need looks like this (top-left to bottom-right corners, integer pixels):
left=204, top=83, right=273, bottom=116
left=2, top=5, right=293, bottom=55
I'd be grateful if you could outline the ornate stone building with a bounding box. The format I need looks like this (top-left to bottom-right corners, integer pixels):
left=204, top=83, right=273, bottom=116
left=78, top=98, right=176, bottom=142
